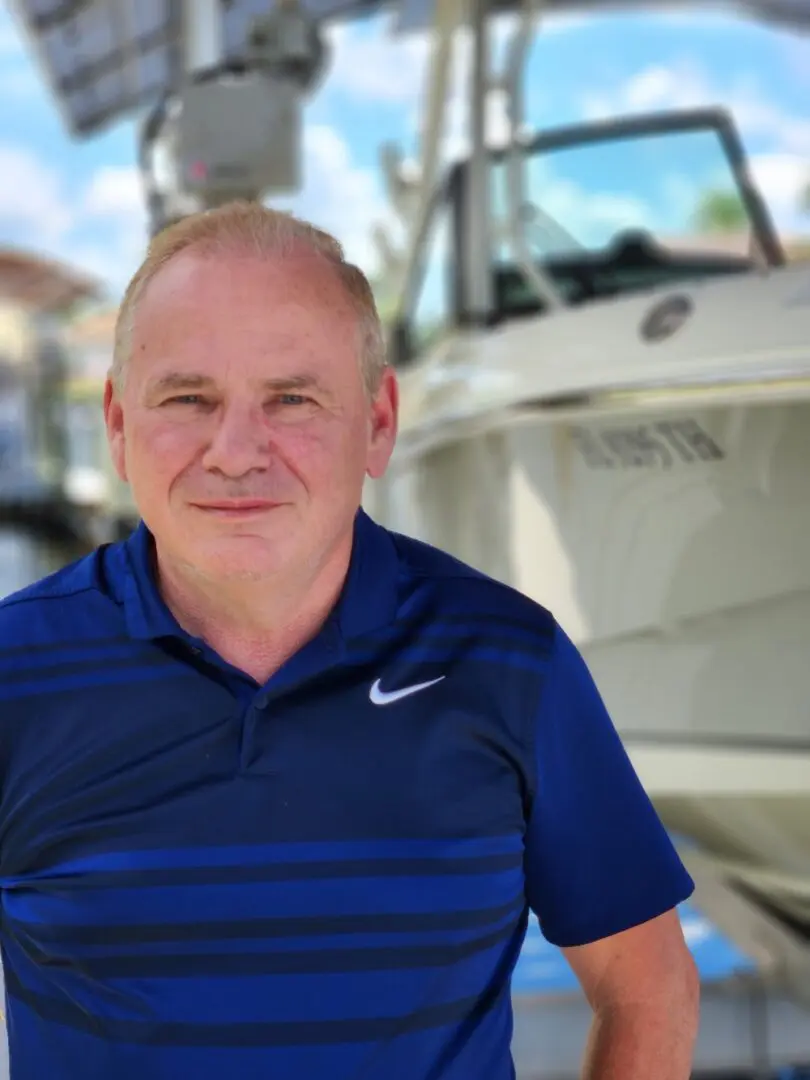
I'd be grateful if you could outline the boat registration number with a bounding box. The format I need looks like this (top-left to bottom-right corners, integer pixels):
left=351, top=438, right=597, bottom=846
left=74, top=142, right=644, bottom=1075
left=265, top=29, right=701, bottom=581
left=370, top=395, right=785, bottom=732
left=570, top=418, right=724, bottom=471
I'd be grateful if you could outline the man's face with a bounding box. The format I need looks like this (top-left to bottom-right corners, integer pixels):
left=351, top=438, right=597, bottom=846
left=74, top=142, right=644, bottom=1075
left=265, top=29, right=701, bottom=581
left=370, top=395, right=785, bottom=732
left=104, top=247, right=398, bottom=584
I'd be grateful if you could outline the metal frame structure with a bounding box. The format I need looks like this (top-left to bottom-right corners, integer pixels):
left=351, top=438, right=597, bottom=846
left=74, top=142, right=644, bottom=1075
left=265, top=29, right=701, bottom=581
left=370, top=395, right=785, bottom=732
left=388, top=102, right=786, bottom=371
left=380, top=0, right=802, bottom=363
left=6, top=0, right=181, bottom=137
left=5, top=0, right=366, bottom=138
left=492, top=105, right=787, bottom=266
left=6, top=0, right=810, bottom=139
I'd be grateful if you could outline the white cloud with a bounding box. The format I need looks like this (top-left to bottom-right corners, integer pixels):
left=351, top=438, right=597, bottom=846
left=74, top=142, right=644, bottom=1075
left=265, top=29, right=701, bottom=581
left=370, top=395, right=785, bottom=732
left=578, top=60, right=810, bottom=237
left=326, top=20, right=429, bottom=104
left=516, top=159, right=657, bottom=250
left=82, top=166, right=144, bottom=220
left=323, top=6, right=586, bottom=110
left=0, top=147, right=147, bottom=298
left=731, top=91, right=810, bottom=155
left=751, top=153, right=808, bottom=209
left=67, top=166, right=148, bottom=295
left=581, top=59, right=715, bottom=120
left=326, top=12, right=539, bottom=169
left=749, top=151, right=809, bottom=233
left=579, top=57, right=810, bottom=153
left=547, top=185, right=655, bottom=242
left=0, top=144, right=73, bottom=247
left=681, top=913, right=712, bottom=949
left=271, top=122, right=392, bottom=276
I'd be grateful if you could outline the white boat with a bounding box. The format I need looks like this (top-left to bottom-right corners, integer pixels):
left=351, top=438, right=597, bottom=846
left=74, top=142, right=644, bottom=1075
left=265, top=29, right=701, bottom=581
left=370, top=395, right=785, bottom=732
left=363, top=2, right=810, bottom=1009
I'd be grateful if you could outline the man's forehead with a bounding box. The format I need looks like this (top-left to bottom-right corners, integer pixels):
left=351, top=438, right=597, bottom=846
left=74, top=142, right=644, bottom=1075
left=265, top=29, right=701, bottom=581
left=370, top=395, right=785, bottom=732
left=138, top=246, right=348, bottom=315
left=125, top=250, right=361, bottom=390
left=126, top=248, right=363, bottom=391
left=132, top=252, right=356, bottom=368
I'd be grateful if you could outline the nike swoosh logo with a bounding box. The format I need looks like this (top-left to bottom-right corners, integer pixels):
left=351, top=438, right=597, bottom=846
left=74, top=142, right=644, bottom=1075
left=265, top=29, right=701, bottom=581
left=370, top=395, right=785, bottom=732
left=369, top=676, right=445, bottom=705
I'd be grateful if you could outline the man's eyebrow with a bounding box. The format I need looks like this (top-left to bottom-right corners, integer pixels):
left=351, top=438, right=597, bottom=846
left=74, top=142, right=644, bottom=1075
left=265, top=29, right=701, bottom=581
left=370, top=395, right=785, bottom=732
left=145, top=372, right=330, bottom=395
left=146, top=372, right=214, bottom=395
left=260, top=374, right=326, bottom=392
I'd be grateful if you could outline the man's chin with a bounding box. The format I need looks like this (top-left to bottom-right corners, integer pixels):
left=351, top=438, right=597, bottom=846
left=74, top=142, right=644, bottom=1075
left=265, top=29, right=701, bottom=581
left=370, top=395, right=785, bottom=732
left=181, top=534, right=289, bottom=582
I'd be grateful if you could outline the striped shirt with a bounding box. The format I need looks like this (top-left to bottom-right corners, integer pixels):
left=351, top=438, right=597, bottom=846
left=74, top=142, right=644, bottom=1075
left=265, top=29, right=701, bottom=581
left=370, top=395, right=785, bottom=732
left=0, top=509, right=693, bottom=1079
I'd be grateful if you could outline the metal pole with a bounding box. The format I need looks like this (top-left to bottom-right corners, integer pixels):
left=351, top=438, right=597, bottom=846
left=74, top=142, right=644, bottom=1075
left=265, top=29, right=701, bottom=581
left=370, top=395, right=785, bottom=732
left=462, top=0, right=493, bottom=321
left=503, top=0, right=565, bottom=310
left=183, top=0, right=223, bottom=74
left=749, top=975, right=771, bottom=1080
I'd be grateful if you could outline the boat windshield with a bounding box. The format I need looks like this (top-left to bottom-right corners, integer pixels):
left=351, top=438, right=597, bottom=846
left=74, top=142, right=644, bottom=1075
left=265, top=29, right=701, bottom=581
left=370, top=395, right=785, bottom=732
left=489, top=115, right=773, bottom=314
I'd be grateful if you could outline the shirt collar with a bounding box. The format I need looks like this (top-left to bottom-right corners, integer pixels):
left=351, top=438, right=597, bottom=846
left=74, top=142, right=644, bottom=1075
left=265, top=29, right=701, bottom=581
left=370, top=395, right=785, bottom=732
left=118, top=507, right=401, bottom=647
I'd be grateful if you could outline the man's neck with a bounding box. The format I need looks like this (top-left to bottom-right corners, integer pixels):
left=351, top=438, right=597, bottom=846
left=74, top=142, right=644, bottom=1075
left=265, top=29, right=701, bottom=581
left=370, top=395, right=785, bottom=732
left=153, top=539, right=353, bottom=684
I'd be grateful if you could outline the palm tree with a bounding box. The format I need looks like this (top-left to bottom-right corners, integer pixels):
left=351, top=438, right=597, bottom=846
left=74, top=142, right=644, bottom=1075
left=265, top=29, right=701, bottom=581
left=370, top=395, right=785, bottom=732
left=692, top=189, right=749, bottom=234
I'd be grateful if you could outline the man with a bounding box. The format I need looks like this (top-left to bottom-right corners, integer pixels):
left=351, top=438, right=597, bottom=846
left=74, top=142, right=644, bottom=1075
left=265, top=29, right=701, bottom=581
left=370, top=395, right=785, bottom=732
left=0, top=201, right=699, bottom=1079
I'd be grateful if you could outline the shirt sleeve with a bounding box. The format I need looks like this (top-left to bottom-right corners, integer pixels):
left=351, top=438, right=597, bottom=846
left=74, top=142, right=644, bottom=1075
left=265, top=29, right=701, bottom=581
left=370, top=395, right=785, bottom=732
left=524, top=621, right=694, bottom=947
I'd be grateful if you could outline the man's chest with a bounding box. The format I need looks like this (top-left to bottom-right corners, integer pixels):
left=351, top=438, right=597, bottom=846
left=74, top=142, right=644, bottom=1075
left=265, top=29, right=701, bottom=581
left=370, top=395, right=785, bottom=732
left=0, top=659, right=532, bottom=946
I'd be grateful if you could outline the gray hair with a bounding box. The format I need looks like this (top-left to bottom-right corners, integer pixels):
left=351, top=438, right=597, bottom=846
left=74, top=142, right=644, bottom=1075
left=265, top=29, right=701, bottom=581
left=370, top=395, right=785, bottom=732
left=111, top=200, right=386, bottom=396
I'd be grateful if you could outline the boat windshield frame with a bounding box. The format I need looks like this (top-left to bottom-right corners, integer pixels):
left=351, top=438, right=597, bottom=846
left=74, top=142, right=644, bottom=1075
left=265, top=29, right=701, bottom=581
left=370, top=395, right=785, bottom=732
left=388, top=107, right=784, bottom=366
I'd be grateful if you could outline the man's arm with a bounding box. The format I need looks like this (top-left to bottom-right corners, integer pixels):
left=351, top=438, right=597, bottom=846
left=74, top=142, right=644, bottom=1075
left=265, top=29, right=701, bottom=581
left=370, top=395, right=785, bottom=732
left=523, top=622, right=699, bottom=1078
left=563, top=908, right=700, bottom=1080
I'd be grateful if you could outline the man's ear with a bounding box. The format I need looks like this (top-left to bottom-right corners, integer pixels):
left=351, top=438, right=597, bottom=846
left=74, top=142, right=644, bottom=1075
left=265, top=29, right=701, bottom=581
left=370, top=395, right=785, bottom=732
left=366, top=366, right=398, bottom=480
left=103, top=376, right=127, bottom=482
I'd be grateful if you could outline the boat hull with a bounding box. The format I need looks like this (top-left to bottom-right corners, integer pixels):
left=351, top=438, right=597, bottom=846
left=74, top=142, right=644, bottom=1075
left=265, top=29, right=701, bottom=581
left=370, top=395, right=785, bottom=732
left=366, top=395, right=810, bottom=997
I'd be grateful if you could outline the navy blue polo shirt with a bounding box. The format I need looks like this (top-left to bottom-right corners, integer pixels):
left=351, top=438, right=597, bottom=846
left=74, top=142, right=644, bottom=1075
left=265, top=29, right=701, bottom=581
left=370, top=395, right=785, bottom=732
left=0, top=510, right=693, bottom=1079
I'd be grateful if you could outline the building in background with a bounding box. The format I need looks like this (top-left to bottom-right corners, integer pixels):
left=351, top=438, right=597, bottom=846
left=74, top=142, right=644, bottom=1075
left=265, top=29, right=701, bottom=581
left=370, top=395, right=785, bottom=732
left=0, top=247, right=104, bottom=600
left=64, top=306, right=117, bottom=381
left=0, top=246, right=101, bottom=521
left=62, top=306, right=117, bottom=510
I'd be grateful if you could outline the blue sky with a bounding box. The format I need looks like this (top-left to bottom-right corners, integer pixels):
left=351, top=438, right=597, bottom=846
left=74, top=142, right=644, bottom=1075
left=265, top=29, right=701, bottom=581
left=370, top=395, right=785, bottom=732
left=0, top=3, right=807, bottom=302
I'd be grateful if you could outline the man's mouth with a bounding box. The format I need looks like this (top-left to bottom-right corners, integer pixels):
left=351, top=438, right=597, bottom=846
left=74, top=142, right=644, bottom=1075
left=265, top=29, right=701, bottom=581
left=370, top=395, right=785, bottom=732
left=190, top=500, right=283, bottom=516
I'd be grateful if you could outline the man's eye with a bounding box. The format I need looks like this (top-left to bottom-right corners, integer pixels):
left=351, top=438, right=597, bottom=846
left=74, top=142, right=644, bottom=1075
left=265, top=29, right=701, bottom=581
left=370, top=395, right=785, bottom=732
left=165, top=395, right=204, bottom=405
left=277, top=394, right=309, bottom=406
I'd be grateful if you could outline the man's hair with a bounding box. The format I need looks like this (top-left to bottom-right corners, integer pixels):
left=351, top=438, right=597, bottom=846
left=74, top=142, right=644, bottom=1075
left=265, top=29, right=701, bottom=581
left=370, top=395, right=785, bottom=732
left=111, top=200, right=386, bottom=395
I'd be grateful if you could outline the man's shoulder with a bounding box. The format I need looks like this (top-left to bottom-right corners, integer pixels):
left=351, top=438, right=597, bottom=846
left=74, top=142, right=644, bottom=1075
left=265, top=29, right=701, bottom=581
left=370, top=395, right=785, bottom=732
left=388, top=527, right=558, bottom=644
left=0, top=543, right=122, bottom=645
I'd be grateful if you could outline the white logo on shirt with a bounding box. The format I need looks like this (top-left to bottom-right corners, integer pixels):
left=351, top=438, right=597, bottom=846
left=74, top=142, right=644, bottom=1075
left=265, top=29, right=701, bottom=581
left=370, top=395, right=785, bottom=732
left=369, top=676, right=445, bottom=705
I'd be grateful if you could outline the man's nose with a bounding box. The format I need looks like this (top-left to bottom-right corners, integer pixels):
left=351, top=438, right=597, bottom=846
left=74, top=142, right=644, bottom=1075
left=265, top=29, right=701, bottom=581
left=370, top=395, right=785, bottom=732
left=201, top=404, right=269, bottom=477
